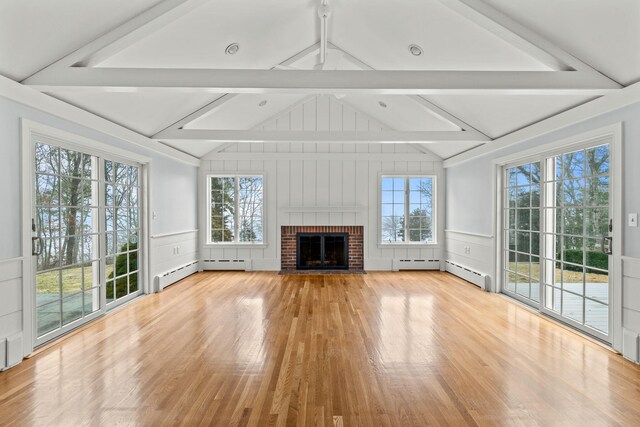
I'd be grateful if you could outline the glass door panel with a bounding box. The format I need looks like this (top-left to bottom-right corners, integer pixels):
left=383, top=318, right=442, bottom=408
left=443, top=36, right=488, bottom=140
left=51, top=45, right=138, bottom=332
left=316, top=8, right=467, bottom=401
left=34, top=143, right=101, bottom=341
left=104, top=160, right=141, bottom=306
left=503, top=162, right=541, bottom=305
left=502, top=143, right=611, bottom=342
left=541, top=145, right=610, bottom=338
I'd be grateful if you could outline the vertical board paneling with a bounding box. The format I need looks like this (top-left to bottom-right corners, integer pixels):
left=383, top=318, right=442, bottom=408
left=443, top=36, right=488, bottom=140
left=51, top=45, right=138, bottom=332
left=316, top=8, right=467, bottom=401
left=201, top=95, right=444, bottom=270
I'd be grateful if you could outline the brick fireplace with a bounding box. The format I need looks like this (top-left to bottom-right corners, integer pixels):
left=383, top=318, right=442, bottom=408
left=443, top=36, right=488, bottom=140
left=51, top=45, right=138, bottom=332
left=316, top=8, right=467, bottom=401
left=281, top=226, right=364, bottom=271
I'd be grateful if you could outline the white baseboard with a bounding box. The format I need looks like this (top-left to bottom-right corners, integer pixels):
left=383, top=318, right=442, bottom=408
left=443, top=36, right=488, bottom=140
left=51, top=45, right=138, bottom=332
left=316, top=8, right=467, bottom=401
left=445, top=260, right=490, bottom=290
left=156, top=261, right=198, bottom=290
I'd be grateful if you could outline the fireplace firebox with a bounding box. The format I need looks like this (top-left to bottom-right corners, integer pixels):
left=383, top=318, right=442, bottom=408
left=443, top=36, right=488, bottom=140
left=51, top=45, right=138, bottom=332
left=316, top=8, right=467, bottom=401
left=296, top=233, right=348, bottom=270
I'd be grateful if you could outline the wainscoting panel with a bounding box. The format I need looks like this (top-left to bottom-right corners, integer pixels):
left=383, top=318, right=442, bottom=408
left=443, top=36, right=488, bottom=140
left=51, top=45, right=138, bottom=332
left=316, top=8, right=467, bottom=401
left=444, top=230, right=494, bottom=289
left=622, top=256, right=640, bottom=363
left=0, top=257, right=23, bottom=370
left=150, top=230, right=199, bottom=290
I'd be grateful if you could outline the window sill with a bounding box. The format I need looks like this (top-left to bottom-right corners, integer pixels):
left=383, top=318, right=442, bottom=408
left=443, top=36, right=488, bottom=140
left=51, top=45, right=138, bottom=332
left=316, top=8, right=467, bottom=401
left=204, top=243, right=268, bottom=249
left=377, top=243, right=440, bottom=249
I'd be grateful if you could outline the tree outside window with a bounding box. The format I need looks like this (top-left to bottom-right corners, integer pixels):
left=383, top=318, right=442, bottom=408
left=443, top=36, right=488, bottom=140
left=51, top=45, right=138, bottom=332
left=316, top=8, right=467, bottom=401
left=381, top=176, right=435, bottom=244
left=208, top=175, right=263, bottom=244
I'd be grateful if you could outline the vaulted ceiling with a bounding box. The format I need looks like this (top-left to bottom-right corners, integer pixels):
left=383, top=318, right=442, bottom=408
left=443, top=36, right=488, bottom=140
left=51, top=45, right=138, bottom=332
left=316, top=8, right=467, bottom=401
left=1, top=0, right=638, bottom=159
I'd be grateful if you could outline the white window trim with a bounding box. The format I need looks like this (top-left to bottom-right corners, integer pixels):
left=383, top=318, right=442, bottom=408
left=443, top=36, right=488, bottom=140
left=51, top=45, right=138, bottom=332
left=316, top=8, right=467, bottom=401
left=205, top=173, right=266, bottom=246
left=378, top=174, right=438, bottom=246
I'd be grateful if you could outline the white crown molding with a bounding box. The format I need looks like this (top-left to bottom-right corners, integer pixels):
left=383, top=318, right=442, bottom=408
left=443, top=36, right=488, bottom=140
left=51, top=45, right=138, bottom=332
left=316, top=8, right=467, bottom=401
left=443, top=81, right=640, bottom=167
left=0, top=74, right=200, bottom=166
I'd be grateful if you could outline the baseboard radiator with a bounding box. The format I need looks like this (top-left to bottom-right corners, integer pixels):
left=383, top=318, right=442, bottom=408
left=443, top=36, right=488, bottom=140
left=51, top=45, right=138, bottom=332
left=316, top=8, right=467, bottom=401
left=445, top=260, right=489, bottom=291
left=156, top=261, right=199, bottom=290
left=393, top=259, right=440, bottom=271
left=0, top=334, right=23, bottom=371
left=203, top=259, right=249, bottom=271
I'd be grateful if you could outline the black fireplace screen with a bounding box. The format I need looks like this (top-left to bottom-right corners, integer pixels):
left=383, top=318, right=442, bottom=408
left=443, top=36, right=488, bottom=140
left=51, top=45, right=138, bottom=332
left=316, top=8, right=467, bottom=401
left=296, top=233, right=348, bottom=270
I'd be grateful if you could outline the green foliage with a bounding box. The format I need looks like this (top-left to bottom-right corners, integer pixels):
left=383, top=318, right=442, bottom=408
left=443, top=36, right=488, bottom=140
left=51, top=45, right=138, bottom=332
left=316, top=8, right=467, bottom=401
left=107, top=242, right=138, bottom=300
left=562, top=249, right=608, bottom=271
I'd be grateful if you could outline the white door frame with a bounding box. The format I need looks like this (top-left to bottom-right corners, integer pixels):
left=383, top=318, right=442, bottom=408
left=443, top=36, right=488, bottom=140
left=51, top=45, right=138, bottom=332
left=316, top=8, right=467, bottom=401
left=21, top=119, right=152, bottom=356
left=492, top=123, right=623, bottom=351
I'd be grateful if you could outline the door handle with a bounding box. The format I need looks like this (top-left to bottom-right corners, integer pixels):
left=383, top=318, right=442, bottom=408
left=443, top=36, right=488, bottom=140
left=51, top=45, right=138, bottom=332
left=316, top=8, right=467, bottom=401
left=601, top=236, right=613, bottom=255
left=32, top=236, right=44, bottom=256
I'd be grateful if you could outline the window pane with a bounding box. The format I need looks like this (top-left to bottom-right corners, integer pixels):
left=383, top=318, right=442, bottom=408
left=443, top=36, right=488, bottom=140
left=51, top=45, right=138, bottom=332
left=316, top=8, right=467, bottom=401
left=563, top=150, right=585, bottom=179
left=585, top=299, right=608, bottom=333
left=35, top=143, right=59, bottom=174
left=210, top=177, right=236, bottom=242
left=238, top=177, right=263, bottom=243
left=586, top=145, right=609, bottom=176
left=562, top=291, right=583, bottom=323
left=37, top=301, right=61, bottom=337
left=516, top=164, right=531, bottom=185
left=62, top=293, right=83, bottom=326
left=381, top=177, right=393, bottom=191
left=586, top=177, right=608, bottom=207
left=408, top=177, right=433, bottom=243
left=60, top=149, right=83, bottom=177
left=36, top=173, right=60, bottom=206
left=561, top=179, right=584, bottom=207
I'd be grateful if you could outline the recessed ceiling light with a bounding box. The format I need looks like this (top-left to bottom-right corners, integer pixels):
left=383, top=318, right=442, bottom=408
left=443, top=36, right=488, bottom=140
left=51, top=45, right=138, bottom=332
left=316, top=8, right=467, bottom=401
left=225, top=43, right=240, bottom=55
left=258, top=100, right=268, bottom=107
left=378, top=101, right=387, bottom=108
left=408, top=44, right=423, bottom=56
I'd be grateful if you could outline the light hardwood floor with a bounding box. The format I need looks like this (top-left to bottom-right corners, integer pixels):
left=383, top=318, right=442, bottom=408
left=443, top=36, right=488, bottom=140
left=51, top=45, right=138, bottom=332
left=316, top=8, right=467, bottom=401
left=1, top=271, right=640, bottom=426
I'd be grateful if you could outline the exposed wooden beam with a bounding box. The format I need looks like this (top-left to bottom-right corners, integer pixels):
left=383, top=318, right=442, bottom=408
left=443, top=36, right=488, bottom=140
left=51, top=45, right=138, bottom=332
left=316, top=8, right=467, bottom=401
left=24, top=68, right=620, bottom=95
left=153, top=129, right=490, bottom=143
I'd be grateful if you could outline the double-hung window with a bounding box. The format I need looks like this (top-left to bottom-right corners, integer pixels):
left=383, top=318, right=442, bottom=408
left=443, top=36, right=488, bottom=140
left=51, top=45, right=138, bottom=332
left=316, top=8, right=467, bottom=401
left=207, top=175, right=264, bottom=244
left=380, top=175, right=436, bottom=244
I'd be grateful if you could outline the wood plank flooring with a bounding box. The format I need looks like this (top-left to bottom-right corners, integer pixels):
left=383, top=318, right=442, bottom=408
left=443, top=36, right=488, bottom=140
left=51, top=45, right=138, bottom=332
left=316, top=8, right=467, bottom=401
left=1, top=271, right=640, bottom=426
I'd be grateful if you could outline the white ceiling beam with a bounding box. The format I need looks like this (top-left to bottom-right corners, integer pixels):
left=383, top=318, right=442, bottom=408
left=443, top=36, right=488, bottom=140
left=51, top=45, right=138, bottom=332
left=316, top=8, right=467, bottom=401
left=24, top=68, right=620, bottom=95
left=328, top=42, right=491, bottom=138
left=153, top=43, right=323, bottom=136
left=410, top=95, right=489, bottom=138
left=443, top=81, right=640, bottom=168
left=434, top=0, right=620, bottom=87
left=153, top=129, right=490, bottom=143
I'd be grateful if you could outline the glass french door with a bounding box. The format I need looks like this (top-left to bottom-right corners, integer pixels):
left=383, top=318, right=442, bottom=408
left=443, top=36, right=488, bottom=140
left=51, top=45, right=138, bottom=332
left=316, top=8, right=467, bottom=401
left=33, top=141, right=142, bottom=345
left=503, top=143, right=611, bottom=342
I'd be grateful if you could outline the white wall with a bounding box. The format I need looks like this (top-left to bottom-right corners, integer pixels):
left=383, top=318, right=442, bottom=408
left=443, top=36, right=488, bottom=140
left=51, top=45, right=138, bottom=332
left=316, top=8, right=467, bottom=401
left=445, top=101, right=640, bottom=358
left=0, top=94, right=198, bottom=361
left=201, top=142, right=445, bottom=271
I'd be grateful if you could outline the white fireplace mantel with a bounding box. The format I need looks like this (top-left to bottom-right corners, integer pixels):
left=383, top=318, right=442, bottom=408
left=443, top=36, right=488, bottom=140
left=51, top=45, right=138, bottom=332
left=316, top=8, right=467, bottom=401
left=279, top=206, right=365, bottom=213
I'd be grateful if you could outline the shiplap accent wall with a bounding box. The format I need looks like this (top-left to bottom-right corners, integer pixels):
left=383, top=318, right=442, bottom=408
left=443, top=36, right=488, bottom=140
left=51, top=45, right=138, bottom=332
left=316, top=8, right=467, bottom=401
left=623, top=256, right=640, bottom=363
left=201, top=143, right=444, bottom=270
left=256, top=95, right=391, bottom=132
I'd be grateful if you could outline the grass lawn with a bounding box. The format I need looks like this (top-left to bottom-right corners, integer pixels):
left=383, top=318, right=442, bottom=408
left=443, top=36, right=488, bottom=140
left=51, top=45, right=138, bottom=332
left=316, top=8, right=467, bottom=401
left=507, top=263, right=607, bottom=283
left=37, top=264, right=114, bottom=294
